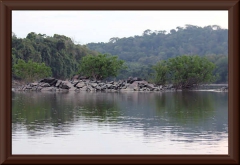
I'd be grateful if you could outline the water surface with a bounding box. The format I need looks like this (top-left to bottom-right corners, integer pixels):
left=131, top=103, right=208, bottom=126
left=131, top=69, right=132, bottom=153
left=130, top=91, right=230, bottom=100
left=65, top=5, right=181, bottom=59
left=12, top=91, right=228, bottom=154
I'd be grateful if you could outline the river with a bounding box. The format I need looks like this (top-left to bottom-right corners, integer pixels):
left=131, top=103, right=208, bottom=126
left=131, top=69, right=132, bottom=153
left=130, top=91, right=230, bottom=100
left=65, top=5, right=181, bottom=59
left=12, top=91, right=228, bottom=154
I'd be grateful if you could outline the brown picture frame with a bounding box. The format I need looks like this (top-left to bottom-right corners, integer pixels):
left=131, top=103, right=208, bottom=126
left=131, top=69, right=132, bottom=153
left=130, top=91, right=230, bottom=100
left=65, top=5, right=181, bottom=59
left=0, top=0, right=239, bottom=164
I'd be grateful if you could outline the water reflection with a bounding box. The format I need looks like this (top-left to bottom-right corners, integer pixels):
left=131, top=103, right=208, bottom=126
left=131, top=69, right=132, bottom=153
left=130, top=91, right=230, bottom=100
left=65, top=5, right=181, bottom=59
left=12, top=91, right=228, bottom=154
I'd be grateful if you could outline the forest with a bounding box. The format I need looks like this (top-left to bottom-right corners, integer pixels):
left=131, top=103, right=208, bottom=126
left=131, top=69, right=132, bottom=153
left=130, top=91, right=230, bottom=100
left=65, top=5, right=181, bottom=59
left=12, top=24, right=228, bottom=84
left=12, top=32, right=98, bottom=80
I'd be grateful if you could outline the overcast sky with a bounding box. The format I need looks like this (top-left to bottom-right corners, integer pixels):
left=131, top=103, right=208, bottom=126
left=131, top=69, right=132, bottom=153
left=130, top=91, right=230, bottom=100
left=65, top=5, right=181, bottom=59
left=12, top=10, right=228, bottom=45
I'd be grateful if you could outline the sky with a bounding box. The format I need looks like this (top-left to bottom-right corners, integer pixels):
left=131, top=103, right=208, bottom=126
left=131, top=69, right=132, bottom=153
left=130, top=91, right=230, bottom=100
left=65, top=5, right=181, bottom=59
left=12, top=10, right=228, bottom=45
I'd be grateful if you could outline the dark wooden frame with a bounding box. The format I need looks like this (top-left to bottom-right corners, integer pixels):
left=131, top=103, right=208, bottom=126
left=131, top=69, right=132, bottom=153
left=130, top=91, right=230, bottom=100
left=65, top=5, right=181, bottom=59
left=0, top=0, right=239, bottom=164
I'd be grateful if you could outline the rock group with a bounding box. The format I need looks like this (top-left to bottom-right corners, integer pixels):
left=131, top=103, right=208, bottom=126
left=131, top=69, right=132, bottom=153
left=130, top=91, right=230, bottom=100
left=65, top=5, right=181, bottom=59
left=15, top=77, right=171, bottom=92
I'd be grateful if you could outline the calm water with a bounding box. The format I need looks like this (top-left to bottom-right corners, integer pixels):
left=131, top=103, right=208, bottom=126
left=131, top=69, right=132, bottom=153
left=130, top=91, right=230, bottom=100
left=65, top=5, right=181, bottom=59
left=12, top=91, right=228, bottom=154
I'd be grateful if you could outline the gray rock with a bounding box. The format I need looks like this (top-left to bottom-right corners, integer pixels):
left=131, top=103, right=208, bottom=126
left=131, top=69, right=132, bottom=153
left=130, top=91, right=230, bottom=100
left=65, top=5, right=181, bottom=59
left=98, top=83, right=105, bottom=86
left=106, top=84, right=113, bottom=88
left=60, top=81, right=72, bottom=89
left=76, top=82, right=86, bottom=88
left=55, top=80, right=62, bottom=87
left=30, top=83, right=38, bottom=87
left=37, top=87, right=43, bottom=91
left=133, top=87, right=139, bottom=91
left=90, top=83, right=98, bottom=88
left=96, top=86, right=102, bottom=90
left=87, top=86, right=93, bottom=91
left=81, top=86, right=88, bottom=91
left=26, top=86, right=32, bottom=89
left=72, top=80, right=79, bottom=84
left=39, top=78, right=56, bottom=84
left=41, top=83, right=50, bottom=87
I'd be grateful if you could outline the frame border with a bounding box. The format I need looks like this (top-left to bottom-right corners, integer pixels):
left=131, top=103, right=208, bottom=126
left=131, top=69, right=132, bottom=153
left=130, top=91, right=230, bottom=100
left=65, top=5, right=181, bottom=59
left=0, top=0, right=239, bottom=164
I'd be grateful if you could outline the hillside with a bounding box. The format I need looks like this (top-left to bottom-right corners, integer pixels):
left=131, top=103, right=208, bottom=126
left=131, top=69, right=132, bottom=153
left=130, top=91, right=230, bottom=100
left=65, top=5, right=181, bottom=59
left=87, top=25, right=228, bottom=65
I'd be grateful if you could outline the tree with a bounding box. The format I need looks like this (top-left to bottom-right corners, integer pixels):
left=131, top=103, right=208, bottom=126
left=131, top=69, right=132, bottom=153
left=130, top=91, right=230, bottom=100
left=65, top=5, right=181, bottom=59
left=12, top=32, right=98, bottom=80
left=13, top=59, right=52, bottom=82
left=152, top=61, right=169, bottom=85
left=205, top=54, right=228, bottom=83
left=153, top=55, right=216, bottom=89
left=78, top=54, right=126, bottom=80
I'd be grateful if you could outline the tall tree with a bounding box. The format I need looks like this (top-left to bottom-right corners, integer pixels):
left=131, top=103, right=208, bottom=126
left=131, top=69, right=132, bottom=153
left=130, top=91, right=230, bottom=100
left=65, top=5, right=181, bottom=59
left=78, top=54, right=126, bottom=80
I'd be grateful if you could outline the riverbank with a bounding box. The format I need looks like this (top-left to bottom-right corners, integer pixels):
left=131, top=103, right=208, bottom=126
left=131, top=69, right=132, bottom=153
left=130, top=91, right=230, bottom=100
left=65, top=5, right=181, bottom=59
left=12, top=77, right=228, bottom=92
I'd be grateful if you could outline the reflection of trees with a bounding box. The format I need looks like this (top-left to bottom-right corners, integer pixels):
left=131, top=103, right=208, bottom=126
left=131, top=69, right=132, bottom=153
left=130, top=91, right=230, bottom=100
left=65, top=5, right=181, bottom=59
left=12, top=92, right=121, bottom=133
left=154, top=91, right=215, bottom=125
left=12, top=91, right=228, bottom=142
left=114, top=91, right=228, bottom=143
left=74, top=102, right=120, bottom=122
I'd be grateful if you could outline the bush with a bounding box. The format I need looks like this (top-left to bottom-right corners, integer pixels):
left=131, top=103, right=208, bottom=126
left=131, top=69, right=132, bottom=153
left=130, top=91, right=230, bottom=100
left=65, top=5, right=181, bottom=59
left=153, top=55, right=216, bottom=89
left=78, top=54, right=126, bottom=80
left=13, top=59, right=52, bottom=82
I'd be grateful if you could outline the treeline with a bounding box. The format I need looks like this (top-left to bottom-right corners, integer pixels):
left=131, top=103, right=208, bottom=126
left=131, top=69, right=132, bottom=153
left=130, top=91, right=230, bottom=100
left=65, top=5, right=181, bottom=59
left=12, top=24, right=228, bottom=83
left=87, top=25, right=228, bottom=64
left=87, top=25, right=228, bottom=83
left=12, top=32, right=98, bottom=79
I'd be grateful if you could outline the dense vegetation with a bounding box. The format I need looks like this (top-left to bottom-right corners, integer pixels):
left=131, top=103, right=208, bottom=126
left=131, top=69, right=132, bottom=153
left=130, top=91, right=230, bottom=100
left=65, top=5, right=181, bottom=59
left=13, top=59, right=52, bottom=83
left=87, top=25, right=228, bottom=83
left=12, top=24, right=228, bottom=84
left=12, top=32, right=98, bottom=80
left=153, top=55, right=216, bottom=89
left=87, top=25, right=227, bottom=64
left=78, top=54, right=125, bottom=80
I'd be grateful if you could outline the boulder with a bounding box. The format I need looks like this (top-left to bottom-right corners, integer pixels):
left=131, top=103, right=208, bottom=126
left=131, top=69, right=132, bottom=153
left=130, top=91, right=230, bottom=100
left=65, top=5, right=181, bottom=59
left=106, top=84, right=113, bottom=88
left=49, top=79, right=58, bottom=86
left=146, top=84, right=154, bottom=90
left=30, top=83, right=38, bottom=87
left=73, top=81, right=79, bottom=87
left=98, top=83, right=105, bottom=86
left=39, top=78, right=56, bottom=84
left=81, top=86, right=88, bottom=91
left=87, top=86, right=93, bottom=91
left=37, top=86, right=43, bottom=91
left=60, top=81, right=72, bottom=89
left=41, top=83, right=51, bottom=87
left=55, top=80, right=62, bottom=87
left=90, top=83, right=98, bottom=88
left=26, top=86, right=32, bottom=89
left=128, top=81, right=148, bottom=89
left=96, top=86, right=102, bottom=90
left=133, top=87, right=139, bottom=91
left=76, top=82, right=86, bottom=88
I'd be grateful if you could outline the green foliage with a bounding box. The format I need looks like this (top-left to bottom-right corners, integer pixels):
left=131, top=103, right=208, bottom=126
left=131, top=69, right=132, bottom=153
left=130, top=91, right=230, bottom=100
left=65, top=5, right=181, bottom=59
left=152, top=61, right=168, bottom=85
left=12, top=32, right=97, bottom=79
left=205, top=54, right=228, bottom=83
left=78, top=54, right=126, bottom=80
left=12, top=27, right=228, bottom=83
left=153, top=55, right=216, bottom=89
left=87, top=25, right=228, bottom=64
left=13, top=59, right=52, bottom=82
left=116, top=62, right=154, bottom=81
